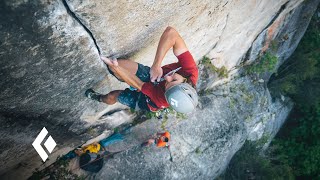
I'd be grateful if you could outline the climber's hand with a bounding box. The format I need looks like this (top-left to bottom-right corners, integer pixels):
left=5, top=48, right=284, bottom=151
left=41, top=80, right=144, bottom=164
left=150, top=65, right=163, bottom=82
left=100, top=56, right=118, bottom=67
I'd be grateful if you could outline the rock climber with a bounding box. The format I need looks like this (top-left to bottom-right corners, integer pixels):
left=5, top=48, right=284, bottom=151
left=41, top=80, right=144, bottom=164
left=142, top=131, right=171, bottom=148
left=85, top=26, right=198, bottom=113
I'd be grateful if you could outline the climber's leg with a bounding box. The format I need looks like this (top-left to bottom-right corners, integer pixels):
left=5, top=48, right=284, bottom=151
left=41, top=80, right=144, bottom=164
left=106, top=59, right=152, bottom=82
left=86, top=87, right=146, bottom=110
left=95, top=88, right=149, bottom=111
left=116, top=89, right=139, bottom=109
left=85, top=89, right=122, bottom=104
left=100, top=90, right=123, bottom=105
left=85, top=88, right=141, bottom=108
left=86, top=58, right=151, bottom=110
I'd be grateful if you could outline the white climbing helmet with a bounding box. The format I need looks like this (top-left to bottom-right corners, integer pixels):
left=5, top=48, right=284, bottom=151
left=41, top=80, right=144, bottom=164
left=164, top=83, right=198, bottom=114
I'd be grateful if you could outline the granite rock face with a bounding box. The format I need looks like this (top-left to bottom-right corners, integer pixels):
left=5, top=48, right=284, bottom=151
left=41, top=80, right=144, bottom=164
left=95, top=76, right=291, bottom=179
left=0, top=0, right=114, bottom=178
left=0, top=0, right=319, bottom=179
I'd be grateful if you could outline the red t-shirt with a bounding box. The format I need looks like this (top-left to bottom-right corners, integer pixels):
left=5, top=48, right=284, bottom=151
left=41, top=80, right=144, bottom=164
left=141, top=51, right=198, bottom=111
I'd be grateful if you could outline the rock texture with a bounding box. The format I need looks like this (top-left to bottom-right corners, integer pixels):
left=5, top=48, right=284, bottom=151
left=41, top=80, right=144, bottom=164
left=0, top=0, right=319, bottom=179
left=94, top=76, right=292, bottom=179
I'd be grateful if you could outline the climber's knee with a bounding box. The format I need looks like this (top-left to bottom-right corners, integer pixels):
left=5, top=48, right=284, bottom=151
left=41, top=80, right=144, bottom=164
left=101, top=90, right=123, bottom=105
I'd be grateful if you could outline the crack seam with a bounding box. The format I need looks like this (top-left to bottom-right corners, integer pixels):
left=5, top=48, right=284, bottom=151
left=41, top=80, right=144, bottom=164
left=241, top=1, right=290, bottom=64
left=62, top=0, right=101, bottom=55
left=206, top=13, right=229, bottom=56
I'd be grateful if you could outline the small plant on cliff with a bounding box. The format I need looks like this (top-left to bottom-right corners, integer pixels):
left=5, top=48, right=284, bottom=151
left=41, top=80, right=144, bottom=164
left=144, top=107, right=186, bottom=123
left=195, top=147, right=202, bottom=154
left=245, top=51, right=278, bottom=75
left=200, top=56, right=229, bottom=78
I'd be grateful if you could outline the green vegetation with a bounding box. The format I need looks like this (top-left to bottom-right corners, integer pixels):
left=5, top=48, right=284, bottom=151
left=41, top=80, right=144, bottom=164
left=221, top=9, right=320, bottom=179
left=236, top=83, right=254, bottom=104
left=268, top=12, right=320, bottom=178
left=256, top=135, right=270, bottom=147
left=217, top=141, right=294, bottom=180
left=145, top=111, right=158, bottom=119
left=200, top=56, right=229, bottom=78
left=268, top=12, right=320, bottom=107
left=271, top=104, right=320, bottom=178
left=195, top=147, right=201, bottom=154
left=198, top=88, right=212, bottom=96
left=229, top=98, right=236, bottom=109
left=270, top=39, right=279, bottom=51
left=176, top=111, right=187, bottom=120
left=245, top=51, right=278, bottom=75
left=143, top=107, right=187, bottom=131
left=142, top=107, right=186, bottom=121
left=161, top=118, right=168, bottom=130
left=244, top=115, right=252, bottom=123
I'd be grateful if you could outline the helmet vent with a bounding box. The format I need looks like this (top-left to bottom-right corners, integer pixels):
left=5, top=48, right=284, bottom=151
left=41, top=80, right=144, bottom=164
left=165, top=83, right=198, bottom=113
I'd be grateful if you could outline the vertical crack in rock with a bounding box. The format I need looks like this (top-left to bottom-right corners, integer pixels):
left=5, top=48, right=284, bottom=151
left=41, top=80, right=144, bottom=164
left=241, top=1, right=290, bottom=63
left=206, top=13, right=229, bottom=55
left=264, top=1, right=289, bottom=30
left=216, top=13, right=229, bottom=47
left=62, top=0, right=101, bottom=55
left=222, top=1, right=229, bottom=8
left=242, top=46, right=252, bottom=63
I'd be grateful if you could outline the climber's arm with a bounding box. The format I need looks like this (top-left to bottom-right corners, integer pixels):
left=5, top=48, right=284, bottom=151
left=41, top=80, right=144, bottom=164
left=113, top=66, right=144, bottom=90
left=101, top=57, right=144, bottom=90
left=150, top=26, right=189, bottom=82
left=153, top=26, right=189, bottom=65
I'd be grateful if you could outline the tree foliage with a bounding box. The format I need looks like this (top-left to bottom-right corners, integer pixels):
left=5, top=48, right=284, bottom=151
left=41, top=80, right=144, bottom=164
left=268, top=8, right=320, bottom=178
left=217, top=141, right=294, bottom=180
left=269, top=10, right=320, bottom=107
left=272, top=104, right=320, bottom=178
left=220, top=8, right=320, bottom=180
left=246, top=51, right=278, bottom=75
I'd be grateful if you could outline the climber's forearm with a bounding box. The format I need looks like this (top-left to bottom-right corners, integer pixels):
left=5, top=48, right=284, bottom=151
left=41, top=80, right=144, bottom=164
left=153, top=26, right=188, bottom=67
left=152, top=27, right=177, bottom=67
left=112, top=66, right=144, bottom=90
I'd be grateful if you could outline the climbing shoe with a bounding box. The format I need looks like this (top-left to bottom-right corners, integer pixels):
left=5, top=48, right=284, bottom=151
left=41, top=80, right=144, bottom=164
left=85, top=89, right=102, bottom=102
left=140, top=142, right=149, bottom=147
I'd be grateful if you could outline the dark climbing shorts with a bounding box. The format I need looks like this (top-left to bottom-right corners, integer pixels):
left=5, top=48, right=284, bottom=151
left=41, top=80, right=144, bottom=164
left=107, top=63, right=151, bottom=111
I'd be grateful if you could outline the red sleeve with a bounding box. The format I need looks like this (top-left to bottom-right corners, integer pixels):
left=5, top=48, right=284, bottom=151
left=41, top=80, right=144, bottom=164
left=161, top=51, right=198, bottom=86
left=177, top=51, right=199, bottom=86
